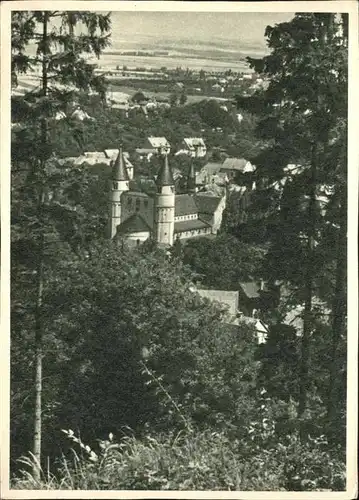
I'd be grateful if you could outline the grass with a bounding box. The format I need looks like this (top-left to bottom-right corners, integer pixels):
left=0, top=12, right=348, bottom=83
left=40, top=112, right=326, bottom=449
left=11, top=428, right=345, bottom=491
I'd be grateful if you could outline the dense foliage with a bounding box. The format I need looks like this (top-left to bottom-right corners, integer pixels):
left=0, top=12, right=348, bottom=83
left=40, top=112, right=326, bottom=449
left=232, top=12, right=348, bottom=437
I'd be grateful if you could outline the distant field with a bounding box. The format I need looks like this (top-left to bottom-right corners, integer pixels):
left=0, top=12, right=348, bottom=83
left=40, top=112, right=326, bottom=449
left=97, top=53, right=250, bottom=73
left=110, top=86, right=230, bottom=104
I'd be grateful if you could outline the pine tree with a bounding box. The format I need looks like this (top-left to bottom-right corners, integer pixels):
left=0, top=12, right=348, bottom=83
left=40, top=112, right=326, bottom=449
left=11, top=10, right=111, bottom=478
left=236, top=13, right=348, bottom=435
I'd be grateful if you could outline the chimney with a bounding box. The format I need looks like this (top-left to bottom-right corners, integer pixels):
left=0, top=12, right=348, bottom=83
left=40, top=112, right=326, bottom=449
left=259, top=278, right=265, bottom=291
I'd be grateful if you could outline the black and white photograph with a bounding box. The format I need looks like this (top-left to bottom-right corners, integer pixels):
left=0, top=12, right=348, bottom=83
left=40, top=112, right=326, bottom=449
left=1, top=1, right=358, bottom=497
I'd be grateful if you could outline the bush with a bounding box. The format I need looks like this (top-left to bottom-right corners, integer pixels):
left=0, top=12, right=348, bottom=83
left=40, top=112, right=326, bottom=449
left=12, top=428, right=345, bottom=491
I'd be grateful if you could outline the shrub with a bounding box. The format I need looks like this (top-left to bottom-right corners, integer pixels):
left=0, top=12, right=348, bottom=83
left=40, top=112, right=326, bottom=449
left=12, top=428, right=345, bottom=491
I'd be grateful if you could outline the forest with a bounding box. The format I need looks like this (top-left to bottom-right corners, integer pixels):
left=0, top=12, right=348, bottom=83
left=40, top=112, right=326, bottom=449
left=10, top=11, right=348, bottom=491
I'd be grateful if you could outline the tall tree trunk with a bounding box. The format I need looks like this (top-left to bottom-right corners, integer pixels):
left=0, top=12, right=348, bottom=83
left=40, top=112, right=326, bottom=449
left=33, top=230, right=44, bottom=480
left=327, top=185, right=347, bottom=431
left=32, top=11, right=48, bottom=480
left=298, top=146, right=317, bottom=435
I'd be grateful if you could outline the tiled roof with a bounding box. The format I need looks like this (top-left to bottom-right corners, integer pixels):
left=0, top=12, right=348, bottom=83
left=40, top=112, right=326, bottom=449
left=136, top=148, right=155, bottom=154
left=105, top=149, right=133, bottom=169
left=117, top=213, right=152, bottom=234
left=221, top=157, right=254, bottom=172
left=195, top=193, right=222, bottom=214
left=74, top=154, right=110, bottom=166
left=208, top=173, right=228, bottom=186
left=240, top=317, right=269, bottom=333
left=122, top=190, right=150, bottom=199
left=199, top=213, right=213, bottom=223
left=174, top=218, right=211, bottom=233
left=196, top=289, right=239, bottom=316
left=183, top=138, right=206, bottom=148
left=196, top=162, right=223, bottom=185
left=175, top=194, right=198, bottom=216
left=147, top=136, right=170, bottom=149
left=73, top=150, right=133, bottom=169
left=239, top=282, right=261, bottom=299
left=59, top=157, right=77, bottom=166
left=202, top=184, right=227, bottom=197
left=202, top=162, right=223, bottom=175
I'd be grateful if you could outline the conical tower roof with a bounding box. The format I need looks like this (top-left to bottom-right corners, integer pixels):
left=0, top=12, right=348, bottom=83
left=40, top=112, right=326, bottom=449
left=112, top=147, right=129, bottom=181
left=156, top=154, right=174, bottom=187
left=187, top=161, right=196, bottom=192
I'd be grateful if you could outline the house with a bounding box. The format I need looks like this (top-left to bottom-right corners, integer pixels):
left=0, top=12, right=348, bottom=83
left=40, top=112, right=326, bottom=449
left=208, top=172, right=229, bottom=187
left=220, top=158, right=255, bottom=178
left=240, top=317, right=269, bottom=344
left=146, top=136, right=171, bottom=154
left=55, top=110, right=67, bottom=120
left=238, top=280, right=267, bottom=317
left=136, top=136, right=171, bottom=160
left=173, top=194, right=212, bottom=240
left=135, top=148, right=157, bottom=161
left=182, top=138, right=207, bottom=158
left=197, top=289, right=240, bottom=317
left=70, top=106, right=94, bottom=122
left=195, top=162, right=223, bottom=187
left=73, top=149, right=134, bottom=179
left=194, top=192, right=226, bottom=234
left=282, top=292, right=330, bottom=337
left=145, top=101, right=157, bottom=111
left=196, top=288, right=268, bottom=344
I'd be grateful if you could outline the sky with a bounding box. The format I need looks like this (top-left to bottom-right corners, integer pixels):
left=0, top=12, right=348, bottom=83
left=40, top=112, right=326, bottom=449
left=108, top=11, right=294, bottom=53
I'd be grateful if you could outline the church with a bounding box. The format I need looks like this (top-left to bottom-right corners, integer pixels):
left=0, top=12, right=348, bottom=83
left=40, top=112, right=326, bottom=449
left=108, top=148, right=227, bottom=246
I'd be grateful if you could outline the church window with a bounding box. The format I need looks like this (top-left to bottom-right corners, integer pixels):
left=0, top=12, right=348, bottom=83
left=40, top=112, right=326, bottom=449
left=128, top=198, right=132, bottom=206
left=135, top=199, right=141, bottom=211
left=144, top=199, right=148, bottom=208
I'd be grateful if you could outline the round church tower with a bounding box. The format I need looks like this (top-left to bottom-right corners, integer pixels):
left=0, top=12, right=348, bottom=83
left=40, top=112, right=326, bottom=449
left=108, top=147, right=130, bottom=239
left=154, top=154, right=175, bottom=246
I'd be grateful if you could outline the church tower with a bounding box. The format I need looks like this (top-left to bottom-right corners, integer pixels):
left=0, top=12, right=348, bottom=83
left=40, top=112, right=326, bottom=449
left=108, top=147, right=130, bottom=239
left=154, top=154, right=175, bottom=246
left=187, top=160, right=196, bottom=194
